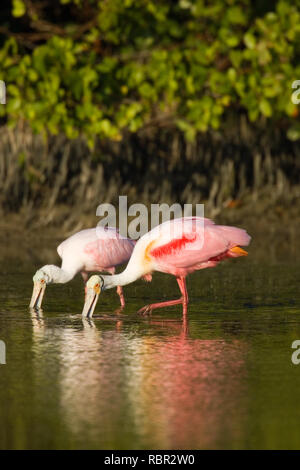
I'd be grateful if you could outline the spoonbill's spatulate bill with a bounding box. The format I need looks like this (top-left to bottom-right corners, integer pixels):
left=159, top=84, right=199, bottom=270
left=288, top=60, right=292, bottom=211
left=29, top=227, right=135, bottom=310
left=82, top=217, right=251, bottom=318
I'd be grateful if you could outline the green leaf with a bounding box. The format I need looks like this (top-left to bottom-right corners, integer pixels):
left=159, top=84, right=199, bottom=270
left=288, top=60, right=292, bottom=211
left=12, top=0, right=26, bottom=17
left=259, top=99, right=272, bottom=117
left=244, top=32, right=256, bottom=49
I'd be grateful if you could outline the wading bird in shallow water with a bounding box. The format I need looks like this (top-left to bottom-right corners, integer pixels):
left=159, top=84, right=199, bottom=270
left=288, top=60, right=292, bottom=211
left=30, top=227, right=135, bottom=310
left=82, top=217, right=251, bottom=318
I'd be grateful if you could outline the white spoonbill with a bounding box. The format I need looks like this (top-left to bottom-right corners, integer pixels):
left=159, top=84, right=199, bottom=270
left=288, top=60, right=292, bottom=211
left=30, top=226, right=135, bottom=309
left=82, top=217, right=251, bottom=318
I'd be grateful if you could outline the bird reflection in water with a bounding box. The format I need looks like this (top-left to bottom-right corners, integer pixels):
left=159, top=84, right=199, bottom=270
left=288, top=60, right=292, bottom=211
left=30, top=310, right=247, bottom=449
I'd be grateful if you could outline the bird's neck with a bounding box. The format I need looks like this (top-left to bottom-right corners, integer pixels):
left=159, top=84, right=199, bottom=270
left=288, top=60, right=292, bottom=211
left=103, top=265, right=144, bottom=290
left=43, top=265, right=76, bottom=284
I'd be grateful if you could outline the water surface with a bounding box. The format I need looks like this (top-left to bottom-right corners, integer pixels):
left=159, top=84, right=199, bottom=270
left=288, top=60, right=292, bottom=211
left=0, top=244, right=300, bottom=449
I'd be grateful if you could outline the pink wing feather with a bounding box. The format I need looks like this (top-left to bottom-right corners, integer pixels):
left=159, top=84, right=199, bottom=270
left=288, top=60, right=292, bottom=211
left=84, top=231, right=135, bottom=270
left=214, top=225, right=251, bottom=249
left=149, top=218, right=251, bottom=274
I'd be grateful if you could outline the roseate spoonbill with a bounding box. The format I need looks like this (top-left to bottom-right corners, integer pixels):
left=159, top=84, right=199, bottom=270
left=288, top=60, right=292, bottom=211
left=29, top=227, right=135, bottom=309
left=82, top=217, right=251, bottom=318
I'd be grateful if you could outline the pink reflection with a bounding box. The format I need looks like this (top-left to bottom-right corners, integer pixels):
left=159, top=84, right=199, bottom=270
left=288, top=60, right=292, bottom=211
left=127, top=317, right=247, bottom=449
left=30, top=312, right=247, bottom=449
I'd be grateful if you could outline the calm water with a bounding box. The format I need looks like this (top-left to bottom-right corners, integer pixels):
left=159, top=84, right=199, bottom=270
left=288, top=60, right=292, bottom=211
left=0, top=242, right=300, bottom=449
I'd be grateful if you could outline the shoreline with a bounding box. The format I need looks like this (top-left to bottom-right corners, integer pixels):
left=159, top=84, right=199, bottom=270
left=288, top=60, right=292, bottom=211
left=0, top=198, right=299, bottom=266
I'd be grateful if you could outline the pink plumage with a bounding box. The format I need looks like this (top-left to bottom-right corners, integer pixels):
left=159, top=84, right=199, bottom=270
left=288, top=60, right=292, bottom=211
left=147, top=218, right=251, bottom=277
left=106, top=216, right=252, bottom=316
left=58, top=226, right=135, bottom=274
left=30, top=226, right=135, bottom=310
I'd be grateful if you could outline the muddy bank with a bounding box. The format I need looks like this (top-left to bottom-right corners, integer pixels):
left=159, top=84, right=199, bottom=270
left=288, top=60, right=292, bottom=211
left=1, top=195, right=299, bottom=269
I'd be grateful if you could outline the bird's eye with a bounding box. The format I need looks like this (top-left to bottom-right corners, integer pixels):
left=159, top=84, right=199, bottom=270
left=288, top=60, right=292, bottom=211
left=95, top=283, right=100, bottom=288
left=41, top=279, right=45, bottom=284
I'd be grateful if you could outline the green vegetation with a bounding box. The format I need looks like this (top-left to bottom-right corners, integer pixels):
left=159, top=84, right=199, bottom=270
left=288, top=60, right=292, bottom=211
left=1, top=0, right=300, bottom=146
left=0, top=1, right=300, bottom=222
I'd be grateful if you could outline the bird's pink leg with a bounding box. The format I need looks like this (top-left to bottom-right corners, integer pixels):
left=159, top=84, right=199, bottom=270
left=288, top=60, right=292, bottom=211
left=81, top=272, right=89, bottom=298
left=138, top=276, right=189, bottom=316
left=105, top=267, right=125, bottom=308
left=116, top=285, right=125, bottom=308
left=177, top=276, right=189, bottom=315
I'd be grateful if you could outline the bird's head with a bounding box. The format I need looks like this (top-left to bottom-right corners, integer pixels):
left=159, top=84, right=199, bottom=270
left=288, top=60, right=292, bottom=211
left=81, top=275, right=104, bottom=318
left=29, top=267, right=51, bottom=309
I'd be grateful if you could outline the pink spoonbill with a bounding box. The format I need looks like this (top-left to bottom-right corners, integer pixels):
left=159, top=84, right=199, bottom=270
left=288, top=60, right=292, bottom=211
left=82, top=217, right=251, bottom=318
left=30, top=226, right=135, bottom=310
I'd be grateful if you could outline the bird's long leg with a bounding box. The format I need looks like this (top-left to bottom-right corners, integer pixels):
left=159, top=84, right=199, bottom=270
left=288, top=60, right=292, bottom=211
left=138, top=276, right=189, bottom=316
left=81, top=272, right=89, bottom=299
left=116, top=285, right=125, bottom=308
left=105, top=267, right=126, bottom=308
left=177, top=276, right=189, bottom=315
